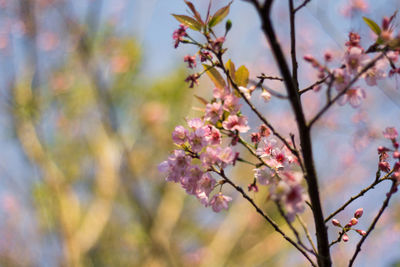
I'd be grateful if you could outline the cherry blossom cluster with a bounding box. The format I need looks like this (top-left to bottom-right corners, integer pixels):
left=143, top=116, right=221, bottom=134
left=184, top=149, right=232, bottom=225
left=251, top=134, right=306, bottom=221
left=332, top=208, right=366, bottom=242
left=304, top=18, right=400, bottom=108
left=158, top=80, right=252, bottom=212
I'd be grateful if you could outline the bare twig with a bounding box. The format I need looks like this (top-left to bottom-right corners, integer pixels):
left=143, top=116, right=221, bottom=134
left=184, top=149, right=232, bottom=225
left=276, top=201, right=316, bottom=255
left=215, top=169, right=317, bottom=267
left=297, top=215, right=318, bottom=254
left=309, top=53, right=385, bottom=127
left=294, top=0, right=311, bottom=13
left=324, top=168, right=394, bottom=223
left=348, top=180, right=397, bottom=267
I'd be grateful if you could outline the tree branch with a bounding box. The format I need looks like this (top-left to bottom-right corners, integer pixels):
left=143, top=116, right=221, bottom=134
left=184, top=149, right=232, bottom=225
left=348, top=180, right=397, bottom=267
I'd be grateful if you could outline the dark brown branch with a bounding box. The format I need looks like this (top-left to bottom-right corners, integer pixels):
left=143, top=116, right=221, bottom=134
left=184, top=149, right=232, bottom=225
left=299, top=76, right=329, bottom=95
left=348, top=180, right=397, bottom=267
left=294, top=0, right=311, bottom=13
left=215, top=169, right=317, bottom=267
left=246, top=0, right=331, bottom=265
left=289, top=0, right=299, bottom=90
left=257, top=74, right=284, bottom=81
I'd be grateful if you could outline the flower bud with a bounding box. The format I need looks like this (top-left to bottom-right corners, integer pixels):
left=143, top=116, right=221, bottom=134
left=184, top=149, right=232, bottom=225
left=356, top=229, right=367, bottom=236
left=354, top=208, right=363, bottom=219
left=378, top=146, right=389, bottom=153
left=393, top=151, right=400, bottom=159
left=225, top=19, right=232, bottom=33
left=332, top=219, right=341, bottom=227
left=342, top=233, right=349, bottom=242
left=349, top=217, right=358, bottom=226
left=379, top=161, right=391, bottom=172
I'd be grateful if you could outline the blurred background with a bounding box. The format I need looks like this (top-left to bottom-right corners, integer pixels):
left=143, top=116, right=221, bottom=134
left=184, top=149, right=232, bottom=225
left=1, top=0, right=400, bottom=266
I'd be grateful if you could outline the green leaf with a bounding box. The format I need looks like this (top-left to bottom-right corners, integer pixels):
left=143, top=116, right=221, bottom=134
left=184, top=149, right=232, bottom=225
left=172, top=14, right=202, bottom=31
left=225, top=59, right=236, bottom=80
left=203, top=64, right=226, bottom=89
left=208, top=1, right=232, bottom=28
left=362, top=17, right=381, bottom=35
left=235, top=65, right=249, bottom=87
left=184, top=1, right=204, bottom=25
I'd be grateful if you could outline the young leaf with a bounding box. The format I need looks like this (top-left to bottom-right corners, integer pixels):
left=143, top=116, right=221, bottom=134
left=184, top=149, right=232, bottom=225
left=362, top=17, right=381, bottom=35
left=203, top=64, right=226, bottom=89
left=194, top=95, right=209, bottom=105
left=235, top=65, right=249, bottom=87
left=172, top=14, right=202, bottom=31
left=226, top=59, right=236, bottom=80
left=208, top=1, right=232, bottom=28
left=184, top=1, right=204, bottom=25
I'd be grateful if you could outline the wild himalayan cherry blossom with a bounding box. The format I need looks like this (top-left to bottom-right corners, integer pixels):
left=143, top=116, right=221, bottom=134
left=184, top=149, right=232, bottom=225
left=209, top=193, right=232, bottom=212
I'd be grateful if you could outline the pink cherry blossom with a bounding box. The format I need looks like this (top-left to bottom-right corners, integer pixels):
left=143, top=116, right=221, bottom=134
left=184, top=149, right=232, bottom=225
left=333, top=68, right=351, bottom=91
left=338, top=87, right=366, bottom=108
left=256, top=137, right=278, bottom=158
left=197, top=172, right=216, bottom=196
left=200, top=146, right=220, bottom=168
left=213, top=86, right=230, bottom=99
left=172, top=24, right=188, bottom=48
left=189, top=127, right=209, bottom=153
left=209, top=192, right=232, bottom=212
left=363, top=59, right=386, bottom=86
left=204, top=125, right=222, bottom=145
left=158, top=150, right=191, bottom=183
left=383, top=127, right=398, bottom=140
left=187, top=118, right=204, bottom=130
left=222, top=94, right=241, bottom=113
left=172, top=125, right=188, bottom=145
left=284, top=184, right=306, bottom=222
left=181, top=165, right=204, bottom=195
left=345, top=47, right=368, bottom=74
left=254, top=166, right=275, bottom=185
left=222, top=115, right=250, bottom=133
left=204, top=102, right=223, bottom=124
left=184, top=55, right=197, bottom=69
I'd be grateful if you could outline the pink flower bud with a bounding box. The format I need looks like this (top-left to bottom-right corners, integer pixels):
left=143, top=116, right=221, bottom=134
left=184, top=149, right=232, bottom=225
left=379, top=161, right=391, bottom=173
left=356, top=229, right=367, bottom=236
left=303, top=54, right=314, bottom=62
left=393, top=151, right=400, bottom=159
left=378, top=146, right=389, bottom=153
left=332, top=219, right=341, bottom=227
left=342, top=233, right=349, bottom=242
left=394, top=162, right=400, bottom=171
left=349, top=217, right=358, bottom=226
left=354, top=208, right=363, bottom=219
left=324, top=51, right=333, bottom=62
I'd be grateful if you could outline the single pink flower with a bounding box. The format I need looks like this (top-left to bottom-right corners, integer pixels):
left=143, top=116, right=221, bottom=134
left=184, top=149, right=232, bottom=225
left=209, top=192, right=232, bottom=212
left=222, top=94, right=241, bottom=113
left=222, top=115, right=250, bottom=133
left=172, top=125, right=188, bottom=145
left=254, top=166, right=275, bottom=185
left=204, top=102, right=223, bottom=124
left=383, top=127, right=398, bottom=140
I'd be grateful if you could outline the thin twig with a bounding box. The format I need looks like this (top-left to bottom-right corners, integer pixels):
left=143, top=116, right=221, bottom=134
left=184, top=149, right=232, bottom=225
left=309, top=53, right=385, bottom=127
left=324, top=168, right=394, bottom=223
left=215, top=168, right=317, bottom=267
left=348, top=180, right=397, bottom=267
left=294, top=0, right=311, bottom=13
left=299, top=76, right=329, bottom=95
left=297, top=215, right=318, bottom=254
left=329, top=231, right=344, bottom=247
left=276, top=201, right=316, bottom=255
